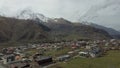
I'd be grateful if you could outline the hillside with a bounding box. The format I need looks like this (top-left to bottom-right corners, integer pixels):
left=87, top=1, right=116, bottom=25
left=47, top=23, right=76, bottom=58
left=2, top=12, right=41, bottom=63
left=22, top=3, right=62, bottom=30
left=0, top=15, right=113, bottom=43
left=45, top=18, right=112, bottom=41
left=0, top=16, right=50, bottom=43
left=84, top=22, right=120, bottom=39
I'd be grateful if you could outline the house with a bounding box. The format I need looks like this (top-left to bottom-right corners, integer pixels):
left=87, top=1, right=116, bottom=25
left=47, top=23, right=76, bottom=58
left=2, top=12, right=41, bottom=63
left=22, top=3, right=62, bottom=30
left=71, top=43, right=79, bottom=49
left=68, top=50, right=79, bottom=57
left=79, top=51, right=89, bottom=58
left=89, top=46, right=103, bottom=58
left=15, top=54, right=22, bottom=61
left=68, top=51, right=75, bottom=57
left=33, top=53, right=53, bottom=66
left=0, top=53, right=4, bottom=62
left=56, top=55, right=70, bottom=62
left=34, top=56, right=53, bottom=66
left=8, top=60, right=32, bottom=68
left=79, top=46, right=103, bottom=58
left=2, top=54, right=15, bottom=64
left=86, top=45, right=91, bottom=49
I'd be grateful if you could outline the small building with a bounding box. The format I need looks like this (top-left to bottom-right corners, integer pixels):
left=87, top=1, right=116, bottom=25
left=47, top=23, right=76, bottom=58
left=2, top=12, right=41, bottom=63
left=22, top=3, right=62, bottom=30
left=89, top=46, right=103, bottom=58
left=8, top=60, right=32, bottom=68
left=68, top=50, right=78, bottom=57
left=34, top=56, right=53, bottom=66
left=56, top=55, right=70, bottom=62
left=79, top=46, right=103, bottom=58
left=79, top=51, right=89, bottom=58
left=2, top=54, right=15, bottom=64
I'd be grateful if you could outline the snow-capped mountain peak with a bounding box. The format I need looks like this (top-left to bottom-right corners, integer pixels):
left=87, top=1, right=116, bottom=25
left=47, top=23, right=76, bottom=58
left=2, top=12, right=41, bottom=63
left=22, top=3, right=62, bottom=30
left=16, top=9, right=49, bottom=22
left=80, top=21, right=93, bottom=25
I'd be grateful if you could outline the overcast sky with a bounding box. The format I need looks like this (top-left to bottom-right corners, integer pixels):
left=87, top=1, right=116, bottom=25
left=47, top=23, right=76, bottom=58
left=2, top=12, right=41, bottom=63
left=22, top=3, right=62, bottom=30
left=0, top=0, right=120, bottom=30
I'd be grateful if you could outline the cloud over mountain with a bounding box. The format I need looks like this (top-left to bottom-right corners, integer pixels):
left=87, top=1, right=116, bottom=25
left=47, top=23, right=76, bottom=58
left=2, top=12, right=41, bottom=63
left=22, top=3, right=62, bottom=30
left=0, top=0, right=120, bottom=30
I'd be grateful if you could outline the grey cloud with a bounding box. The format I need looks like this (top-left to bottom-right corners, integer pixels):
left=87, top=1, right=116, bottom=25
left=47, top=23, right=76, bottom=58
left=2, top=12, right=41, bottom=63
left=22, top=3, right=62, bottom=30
left=80, top=0, right=120, bottom=21
left=0, top=0, right=120, bottom=30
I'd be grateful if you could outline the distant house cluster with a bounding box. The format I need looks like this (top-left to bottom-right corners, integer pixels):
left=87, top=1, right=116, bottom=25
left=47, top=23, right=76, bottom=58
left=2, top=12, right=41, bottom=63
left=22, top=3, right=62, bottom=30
left=0, top=39, right=119, bottom=68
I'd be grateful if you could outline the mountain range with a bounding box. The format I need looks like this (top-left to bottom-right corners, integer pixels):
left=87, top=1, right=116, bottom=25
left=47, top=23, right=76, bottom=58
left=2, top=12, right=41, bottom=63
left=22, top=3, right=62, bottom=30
left=81, top=22, right=120, bottom=39
left=0, top=9, right=119, bottom=43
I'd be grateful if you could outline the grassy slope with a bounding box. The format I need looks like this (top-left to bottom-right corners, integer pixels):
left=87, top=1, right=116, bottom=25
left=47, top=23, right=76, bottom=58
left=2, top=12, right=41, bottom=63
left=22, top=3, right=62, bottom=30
left=50, top=50, right=120, bottom=68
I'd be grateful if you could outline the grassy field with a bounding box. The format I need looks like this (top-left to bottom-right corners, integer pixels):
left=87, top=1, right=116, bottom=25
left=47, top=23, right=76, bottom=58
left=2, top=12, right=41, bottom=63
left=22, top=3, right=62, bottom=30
left=45, top=47, right=72, bottom=57
left=50, top=50, right=120, bottom=68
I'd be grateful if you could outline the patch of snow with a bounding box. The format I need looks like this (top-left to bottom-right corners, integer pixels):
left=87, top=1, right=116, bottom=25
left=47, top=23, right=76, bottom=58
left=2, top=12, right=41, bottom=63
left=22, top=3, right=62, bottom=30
left=16, top=9, right=49, bottom=22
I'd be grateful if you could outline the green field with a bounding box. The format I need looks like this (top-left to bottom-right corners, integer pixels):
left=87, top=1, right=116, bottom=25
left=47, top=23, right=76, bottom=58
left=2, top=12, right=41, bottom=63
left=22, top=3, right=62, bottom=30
left=50, top=50, right=120, bottom=68
left=45, top=47, right=72, bottom=57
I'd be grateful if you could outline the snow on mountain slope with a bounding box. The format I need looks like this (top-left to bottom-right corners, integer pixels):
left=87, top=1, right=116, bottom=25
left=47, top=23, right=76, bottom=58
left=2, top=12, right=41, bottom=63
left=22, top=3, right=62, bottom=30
left=16, top=9, right=49, bottom=22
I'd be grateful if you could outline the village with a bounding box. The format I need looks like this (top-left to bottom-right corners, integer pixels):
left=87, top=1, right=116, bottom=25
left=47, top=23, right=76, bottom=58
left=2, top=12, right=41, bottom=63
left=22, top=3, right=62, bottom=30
left=0, top=39, right=120, bottom=68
